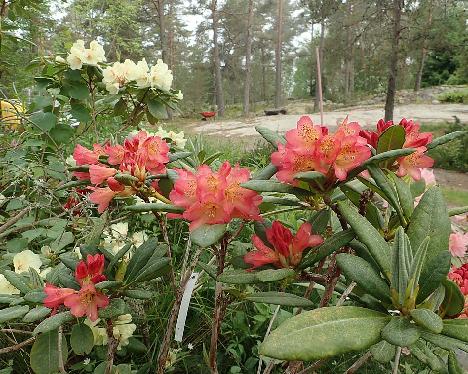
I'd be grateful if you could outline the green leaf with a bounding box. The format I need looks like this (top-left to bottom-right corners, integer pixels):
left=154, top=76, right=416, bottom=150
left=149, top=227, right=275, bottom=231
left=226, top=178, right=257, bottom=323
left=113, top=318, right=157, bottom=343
left=86, top=212, right=108, bottom=246
left=252, top=163, right=277, bottom=180
left=417, top=251, right=451, bottom=303
left=448, top=350, right=465, bottom=374
left=421, top=331, right=468, bottom=353
left=308, top=209, right=331, bottom=234
left=408, top=237, right=430, bottom=297
left=255, top=126, right=285, bottom=148
left=107, top=243, right=132, bottom=272
left=123, top=202, right=183, bottom=213
left=294, top=171, right=326, bottom=183
left=51, top=232, right=74, bottom=252
left=30, top=111, right=57, bottom=132
left=448, top=206, right=468, bottom=217
left=300, top=229, right=355, bottom=269
left=134, top=258, right=171, bottom=282
left=169, top=152, right=192, bottom=162
left=3, top=270, right=31, bottom=294
left=122, top=290, right=153, bottom=299
left=217, top=270, right=258, bottom=284
left=406, top=187, right=450, bottom=272
left=440, top=279, right=465, bottom=317
left=190, top=224, right=227, bottom=248
left=70, top=101, right=91, bottom=122
left=381, top=317, right=420, bottom=347
left=70, top=323, right=94, bottom=355
left=147, top=99, right=167, bottom=119
left=23, top=306, right=51, bottom=323
left=337, top=201, right=391, bottom=278
left=376, top=125, right=406, bottom=167
left=30, top=329, right=68, bottom=374
left=390, top=174, right=414, bottom=219
left=65, top=80, right=89, bottom=100
left=370, top=340, right=396, bottom=363
left=24, top=290, right=46, bottom=303
left=427, top=130, right=466, bottom=150
left=127, top=337, right=147, bottom=353
left=245, top=292, right=313, bottom=307
left=442, top=319, right=468, bottom=343
left=367, top=165, right=405, bottom=224
left=240, top=180, right=309, bottom=196
left=0, top=305, right=29, bottom=323
left=255, top=268, right=295, bottom=282
left=391, top=227, right=412, bottom=305
left=260, top=306, right=389, bottom=361
left=95, top=281, right=122, bottom=290
left=33, top=311, right=73, bottom=335
left=410, top=309, right=443, bottom=333
left=59, top=252, right=79, bottom=271
left=98, top=298, right=129, bottom=319
left=336, top=253, right=391, bottom=303
left=125, top=237, right=159, bottom=282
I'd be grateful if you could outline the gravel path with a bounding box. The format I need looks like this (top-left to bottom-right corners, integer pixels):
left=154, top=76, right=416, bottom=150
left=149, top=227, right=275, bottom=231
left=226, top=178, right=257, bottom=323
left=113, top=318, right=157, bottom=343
left=189, top=103, right=468, bottom=138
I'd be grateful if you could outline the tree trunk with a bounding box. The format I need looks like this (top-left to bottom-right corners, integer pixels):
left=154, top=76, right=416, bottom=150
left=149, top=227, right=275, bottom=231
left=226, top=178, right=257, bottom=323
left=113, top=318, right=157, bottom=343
left=384, top=0, right=404, bottom=122
left=243, top=0, right=254, bottom=116
left=261, top=43, right=267, bottom=102
left=154, top=0, right=168, bottom=62
left=314, top=19, right=325, bottom=111
left=309, top=22, right=315, bottom=97
left=167, top=0, right=175, bottom=70
left=274, top=0, right=284, bottom=108
left=414, top=1, right=432, bottom=92
left=211, top=0, right=225, bottom=117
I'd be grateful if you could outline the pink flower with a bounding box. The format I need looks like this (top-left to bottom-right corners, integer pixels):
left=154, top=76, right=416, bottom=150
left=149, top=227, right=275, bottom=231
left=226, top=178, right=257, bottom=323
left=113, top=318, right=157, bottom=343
left=43, top=283, right=76, bottom=311
left=244, top=221, right=323, bottom=269
left=399, top=119, right=432, bottom=148
left=73, top=144, right=104, bottom=166
left=105, top=144, right=125, bottom=165
left=396, top=147, right=434, bottom=180
left=449, top=233, right=468, bottom=258
left=271, top=116, right=371, bottom=186
left=89, top=164, right=117, bottom=185
left=88, top=187, right=117, bottom=213
left=75, top=254, right=107, bottom=285
left=170, top=162, right=262, bottom=230
left=63, top=283, right=109, bottom=321
left=420, top=168, right=436, bottom=186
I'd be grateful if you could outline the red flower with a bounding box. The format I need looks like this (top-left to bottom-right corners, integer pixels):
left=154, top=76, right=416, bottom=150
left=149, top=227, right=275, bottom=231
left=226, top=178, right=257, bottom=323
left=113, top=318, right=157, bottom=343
left=43, top=283, right=75, bottom=311
left=63, top=283, right=109, bottom=321
left=396, top=147, right=434, bottom=180
left=244, top=221, right=323, bottom=269
left=75, top=254, right=106, bottom=285
left=449, top=264, right=468, bottom=296
left=89, top=164, right=117, bottom=185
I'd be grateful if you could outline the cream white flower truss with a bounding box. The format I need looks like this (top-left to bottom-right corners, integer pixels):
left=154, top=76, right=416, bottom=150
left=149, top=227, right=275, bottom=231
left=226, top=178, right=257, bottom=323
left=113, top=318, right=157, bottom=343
left=102, top=58, right=173, bottom=94
left=85, top=314, right=137, bottom=350
left=66, top=40, right=106, bottom=70
left=0, top=274, right=20, bottom=295
left=13, top=250, right=42, bottom=274
left=103, top=222, right=148, bottom=256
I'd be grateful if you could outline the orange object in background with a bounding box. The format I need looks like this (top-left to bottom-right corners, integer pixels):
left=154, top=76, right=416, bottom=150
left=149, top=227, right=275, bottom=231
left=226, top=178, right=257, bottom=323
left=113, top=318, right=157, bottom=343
left=1, top=100, right=24, bottom=130
left=200, top=111, right=216, bottom=120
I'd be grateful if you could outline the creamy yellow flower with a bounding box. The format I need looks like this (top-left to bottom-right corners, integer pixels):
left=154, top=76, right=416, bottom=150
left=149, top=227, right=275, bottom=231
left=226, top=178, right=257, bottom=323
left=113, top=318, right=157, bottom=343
left=83, top=40, right=106, bottom=66
left=0, top=274, right=20, bottom=295
left=148, top=59, right=173, bottom=92
left=113, top=314, right=137, bottom=349
left=175, top=90, right=183, bottom=100
left=127, top=58, right=150, bottom=88
left=55, top=56, right=66, bottom=64
left=85, top=318, right=108, bottom=346
left=13, top=250, right=42, bottom=274
left=67, top=40, right=86, bottom=70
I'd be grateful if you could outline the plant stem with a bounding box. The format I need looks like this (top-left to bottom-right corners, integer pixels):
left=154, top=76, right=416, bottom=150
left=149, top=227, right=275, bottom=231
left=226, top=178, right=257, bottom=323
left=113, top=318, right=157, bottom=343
left=336, top=281, right=357, bottom=306
left=0, top=336, right=35, bottom=355
left=257, top=305, right=281, bottom=374
left=156, top=246, right=203, bottom=374
left=58, top=326, right=66, bottom=373
left=319, top=254, right=340, bottom=307
left=345, top=351, right=372, bottom=374
left=105, top=320, right=118, bottom=374
left=392, top=347, right=402, bottom=374
left=209, top=236, right=229, bottom=374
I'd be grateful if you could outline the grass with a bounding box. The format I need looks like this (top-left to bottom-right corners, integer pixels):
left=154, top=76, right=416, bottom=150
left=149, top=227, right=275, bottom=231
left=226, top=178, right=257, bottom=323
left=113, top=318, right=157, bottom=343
left=442, top=187, right=468, bottom=207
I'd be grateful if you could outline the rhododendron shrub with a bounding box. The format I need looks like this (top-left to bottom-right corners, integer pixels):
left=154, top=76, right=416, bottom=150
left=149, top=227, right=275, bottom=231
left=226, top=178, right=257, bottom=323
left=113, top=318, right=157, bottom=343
left=2, top=39, right=468, bottom=373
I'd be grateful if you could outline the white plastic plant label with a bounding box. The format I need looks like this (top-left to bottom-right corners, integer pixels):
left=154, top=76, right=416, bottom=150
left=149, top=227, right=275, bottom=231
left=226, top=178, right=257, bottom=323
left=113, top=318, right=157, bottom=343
left=174, top=272, right=199, bottom=342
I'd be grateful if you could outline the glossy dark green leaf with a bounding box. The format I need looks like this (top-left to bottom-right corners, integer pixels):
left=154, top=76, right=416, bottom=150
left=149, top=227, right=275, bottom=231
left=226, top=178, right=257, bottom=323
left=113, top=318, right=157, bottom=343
left=417, top=251, right=451, bottom=303
left=23, top=306, right=51, bottom=323
left=260, top=306, right=389, bottom=361
left=70, top=102, right=91, bottom=122
left=33, top=311, right=73, bottom=335
left=381, top=317, right=420, bottom=347
left=337, top=201, right=391, bottom=278
left=0, top=305, right=29, bottom=323
left=255, top=268, right=295, bottom=282
left=30, top=329, right=68, bottom=374
left=70, top=323, right=94, bottom=355
left=410, top=309, right=443, bottom=333
left=336, top=253, right=391, bottom=303
left=147, top=99, right=167, bottom=119
left=427, top=131, right=466, bottom=150
left=370, top=340, right=396, bottom=363
left=30, top=111, right=57, bottom=132
left=125, top=237, right=159, bottom=282
left=421, top=331, right=468, bottom=353
left=190, top=224, right=227, bottom=248
left=255, top=126, right=285, bottom=148
left=440, top=279, right=465, bottom=317
left=252, top=163, right=278, bottom=180
left=442, top=319, right=468, bottom=343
